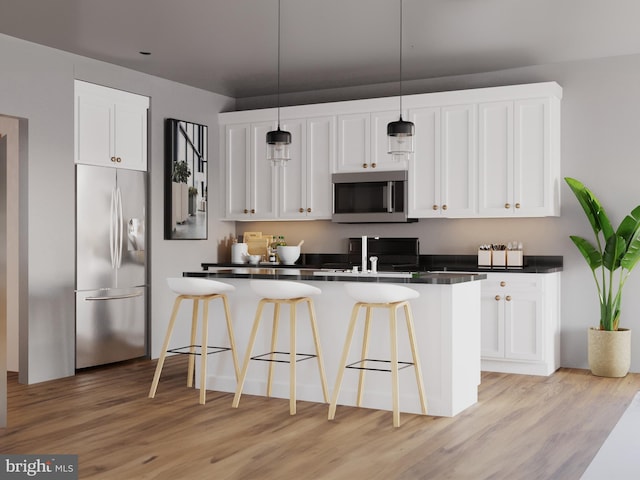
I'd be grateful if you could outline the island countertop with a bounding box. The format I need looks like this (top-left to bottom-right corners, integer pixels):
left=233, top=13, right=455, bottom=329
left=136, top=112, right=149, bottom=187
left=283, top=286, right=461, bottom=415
left=184, top=267, right=486, bottom=285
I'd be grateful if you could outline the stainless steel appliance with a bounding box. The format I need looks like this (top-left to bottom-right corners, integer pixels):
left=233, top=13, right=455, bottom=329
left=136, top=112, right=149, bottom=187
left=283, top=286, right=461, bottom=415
left=75, top=164, right=147, bottom=369
left=332, top=170, right=417, bottom=223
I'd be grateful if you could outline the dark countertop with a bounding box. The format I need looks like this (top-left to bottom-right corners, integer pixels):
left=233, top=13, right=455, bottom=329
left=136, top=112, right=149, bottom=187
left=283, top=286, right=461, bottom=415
left=202, top=254, right=563, bottom=275
left=184, top=268, right=486, bottom=285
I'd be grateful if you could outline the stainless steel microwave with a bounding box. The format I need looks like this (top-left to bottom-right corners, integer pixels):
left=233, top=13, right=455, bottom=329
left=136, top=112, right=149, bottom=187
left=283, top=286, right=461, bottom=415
left=331, top=170, right=417, bottom=223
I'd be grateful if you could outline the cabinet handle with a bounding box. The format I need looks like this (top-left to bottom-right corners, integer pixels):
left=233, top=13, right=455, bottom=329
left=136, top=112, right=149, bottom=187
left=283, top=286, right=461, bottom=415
left=243, top=209, right=248, bottom=214
left=495, top=295, right=501, bottom=301
left=307, top=207, right=312, bottom=213
left=371, top=163, right=377, bottom=168
left=299, top=208, right=304, bottom=213
left=500, top=281, right=506, bottom=287
left=442, top=204, right=447, bottom=211
left=251, top=209, right=255, bottom=214
left=506, top=295, right=512, bottom=301
left=116, top=157, right=122, bottom=163
left=111, top=156, right=117, bottom=163
left=432, top=205, right=439, bottom=211
left=362, top=163, right=368, bottom=169
left=505, top=203, right=511, bottom=209
left=515, top=203, right=521, bottom=209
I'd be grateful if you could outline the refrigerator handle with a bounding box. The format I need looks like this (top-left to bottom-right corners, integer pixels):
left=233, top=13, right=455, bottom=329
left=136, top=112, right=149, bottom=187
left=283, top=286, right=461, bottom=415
left=109, top=186, right=116, bottom=269
left=116, top=187, right=124, bottom=269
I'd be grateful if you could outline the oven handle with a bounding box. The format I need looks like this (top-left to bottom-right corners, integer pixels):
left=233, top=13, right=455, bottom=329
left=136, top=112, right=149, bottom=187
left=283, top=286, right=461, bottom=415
left=387, top=181, right=394, bottom=213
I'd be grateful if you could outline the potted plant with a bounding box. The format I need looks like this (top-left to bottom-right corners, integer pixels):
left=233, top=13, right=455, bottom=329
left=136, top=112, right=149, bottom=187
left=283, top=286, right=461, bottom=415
left=171, top=161, right=191, bottom=224
left=565, top=177, right=640, bottom=377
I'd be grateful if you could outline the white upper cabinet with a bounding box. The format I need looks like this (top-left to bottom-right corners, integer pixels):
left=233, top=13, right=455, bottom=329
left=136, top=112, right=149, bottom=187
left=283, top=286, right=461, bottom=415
left=335, top=110, right=408, bottom=172
left=479, top=96, right=560, bottom=217
left=224, top=122, right=277, bottom=220
left=280, top=116, right=334, bottom=220
left=409, top=104, right=477, bottom=218
left=74, top=80, right=149, bottom=171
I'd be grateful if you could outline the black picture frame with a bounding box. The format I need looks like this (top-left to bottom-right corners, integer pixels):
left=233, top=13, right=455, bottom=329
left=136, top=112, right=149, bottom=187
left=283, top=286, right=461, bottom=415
left=164, top=118, right=208, bottom=240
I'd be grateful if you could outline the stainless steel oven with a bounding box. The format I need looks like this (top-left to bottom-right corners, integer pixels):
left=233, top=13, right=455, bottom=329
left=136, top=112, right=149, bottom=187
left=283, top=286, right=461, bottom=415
left=331, top=170, right=417, bottom=223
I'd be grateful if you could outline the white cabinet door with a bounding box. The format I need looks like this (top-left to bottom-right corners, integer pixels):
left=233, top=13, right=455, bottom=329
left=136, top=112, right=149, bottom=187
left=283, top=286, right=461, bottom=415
left=408, top=104, right=476, bottom=218
left=225, top=123, right=251, bottom=219
left=371, top=110, right=409, bottom=171
left=478, top=101, right=513, bottom=216
left=249, top=122, right=277, bottom=219
left=479, top=98, right=558, bottom=217
left=305, top=116, right=334, bottom=219
left=481, top=274, right=549, bottom=373
left=408, top=107, right=440, bottom=217
left=75, top=80, right=148, bottom=171
left=336, top=113, right=370, bottom=172
left=440, top=104, right=477, bottom=217
left=279, top=118, right=306, bottom=219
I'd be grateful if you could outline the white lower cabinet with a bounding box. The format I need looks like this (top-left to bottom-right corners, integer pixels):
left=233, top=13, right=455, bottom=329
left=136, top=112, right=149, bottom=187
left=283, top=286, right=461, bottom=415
left=480, top=272, right=560, bottom=376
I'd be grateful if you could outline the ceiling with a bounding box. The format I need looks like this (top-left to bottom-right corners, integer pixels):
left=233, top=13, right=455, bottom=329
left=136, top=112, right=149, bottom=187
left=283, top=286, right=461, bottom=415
left=2, top=0, right=640, bottom=99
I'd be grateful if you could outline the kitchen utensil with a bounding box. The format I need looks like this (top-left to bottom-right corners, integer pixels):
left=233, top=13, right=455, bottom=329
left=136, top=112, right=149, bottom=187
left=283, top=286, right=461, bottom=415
left=297, top=240, right=304, bottom=247
left=231, top=243, right=248, bottom=264
left=248, top=254, right=261, bottom=265
left=277, top=245, right=300, bottom=265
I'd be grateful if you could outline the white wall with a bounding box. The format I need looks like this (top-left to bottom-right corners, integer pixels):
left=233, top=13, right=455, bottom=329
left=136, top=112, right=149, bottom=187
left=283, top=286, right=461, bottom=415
left=0, top=33, right=235, bottom=382
left=237, top=53, right=640, bottom=372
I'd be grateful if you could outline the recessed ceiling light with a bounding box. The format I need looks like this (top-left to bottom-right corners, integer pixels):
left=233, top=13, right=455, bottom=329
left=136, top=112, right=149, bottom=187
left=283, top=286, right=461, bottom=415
left=139, top=51, right=151, bottom=56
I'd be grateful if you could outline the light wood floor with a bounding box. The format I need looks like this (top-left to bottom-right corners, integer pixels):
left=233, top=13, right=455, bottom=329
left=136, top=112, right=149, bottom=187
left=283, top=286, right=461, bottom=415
left=2, top=356, right=639, bottom=479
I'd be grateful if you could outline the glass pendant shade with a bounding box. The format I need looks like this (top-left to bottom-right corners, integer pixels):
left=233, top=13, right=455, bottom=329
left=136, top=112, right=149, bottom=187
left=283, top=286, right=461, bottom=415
left=387, top=116, right=415, bottom=154
left=266, top=127, right=291, bottom=166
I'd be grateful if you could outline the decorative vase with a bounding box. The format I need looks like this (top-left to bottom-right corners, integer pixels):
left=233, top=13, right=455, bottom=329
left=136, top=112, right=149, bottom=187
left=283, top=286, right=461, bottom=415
left=588, top=327, right=631, bottom=377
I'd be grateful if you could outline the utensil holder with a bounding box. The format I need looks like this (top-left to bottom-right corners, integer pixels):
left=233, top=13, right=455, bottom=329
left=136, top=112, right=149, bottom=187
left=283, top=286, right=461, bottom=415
left=477, top=250, right=492, bottom=268
left=492, top=250, right=506, bottom=267
left=507, top=250, right=523, bottom=267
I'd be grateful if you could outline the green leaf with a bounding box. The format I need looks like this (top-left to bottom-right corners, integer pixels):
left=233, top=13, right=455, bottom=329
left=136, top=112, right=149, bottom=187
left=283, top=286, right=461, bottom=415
left=602, top=234, right=625, bottom=271
left=621, top=220, right=640, bottom=271
left=570, top=236, right=602, bottom=270
left=565, top=177, right=614, bottom=239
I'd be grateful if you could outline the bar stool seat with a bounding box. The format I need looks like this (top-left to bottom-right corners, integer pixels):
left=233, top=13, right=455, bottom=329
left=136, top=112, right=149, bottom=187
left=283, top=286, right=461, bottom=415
left=232, top=280, right=329, bottom=415
left=149, top=277, right=239, bottom=404
left=328, top=283, right=427, bottom=427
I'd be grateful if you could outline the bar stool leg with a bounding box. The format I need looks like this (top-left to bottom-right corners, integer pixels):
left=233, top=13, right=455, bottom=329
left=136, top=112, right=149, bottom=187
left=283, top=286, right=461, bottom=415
left=328, top=303, right=361, bottom=420
left=187, top=298, right=200, bottom=388
left=199, top=298, right=210, bottom=405
left=307, top=298, right=329, bottom=403
left=267, top=301, right=280, bottom=398
left=221, top=294, right=240, bottom=380
left=289, top=301, right=297, bottom=415
left=390, top=304, right=400, bottom=427
left=232, top=299, right=267, bottom=408
left=149, top=296, right=184, bottom=398
left=357, top=306, right=373, bottom=406
left=404, top=302, right=428, bottom=415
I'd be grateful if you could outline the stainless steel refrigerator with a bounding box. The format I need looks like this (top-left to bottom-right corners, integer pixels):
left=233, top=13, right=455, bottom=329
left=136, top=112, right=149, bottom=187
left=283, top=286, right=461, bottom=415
left=75, top=164, right=147, bottom=369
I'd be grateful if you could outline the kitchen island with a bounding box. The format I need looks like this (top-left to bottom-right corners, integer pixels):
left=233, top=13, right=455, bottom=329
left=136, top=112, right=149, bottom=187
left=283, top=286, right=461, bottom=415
left=183, top=268, right=485, bottom=417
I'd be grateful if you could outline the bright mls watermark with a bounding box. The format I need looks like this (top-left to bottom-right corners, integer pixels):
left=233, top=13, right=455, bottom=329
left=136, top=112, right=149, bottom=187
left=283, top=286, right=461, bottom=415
left=0, top=455, right=77, bottom=479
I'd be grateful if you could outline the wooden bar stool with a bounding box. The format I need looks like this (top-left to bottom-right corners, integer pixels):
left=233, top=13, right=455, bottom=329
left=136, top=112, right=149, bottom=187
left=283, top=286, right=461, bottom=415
left=149, top=277, right=239, bottom=405
left=328, top=282, right=427, bottom=427
left=232, top=280, right=329, bottom=415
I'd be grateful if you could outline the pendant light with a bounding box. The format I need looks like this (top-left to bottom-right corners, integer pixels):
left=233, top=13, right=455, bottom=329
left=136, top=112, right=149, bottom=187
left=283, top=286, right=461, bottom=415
left=387, top=0, right=414, bottom=156
left=266, top=0, right=291, bottom=166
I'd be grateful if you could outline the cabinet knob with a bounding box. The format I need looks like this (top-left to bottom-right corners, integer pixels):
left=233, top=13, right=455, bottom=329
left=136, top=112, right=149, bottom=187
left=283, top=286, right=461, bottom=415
left=500, top=281, right=506, bottom=287
left=442, top=204, right=448, bottom=211
left=371, top=163, right=377, bottom=168
left=307, top=207, right=312, bottom=213
left=505, top=203, right=511, bottom=209
left=111, top=156, right=117, bottom=163
left=362, top=163, right=368, bottom=169
left=299, top=208, right=304, bottom=213
left=515, top=203, right=521, bottom=209
left=506, top=295, right=512, bottom=302
left=432, top=205, right=439, bottom=211
left=243, top=209, right=248, bottom=214
left=116, top=157, right=122, bottom=163
left=495, top=295, right=501, bottom=301
left=251, top=209, right=255, bottom=214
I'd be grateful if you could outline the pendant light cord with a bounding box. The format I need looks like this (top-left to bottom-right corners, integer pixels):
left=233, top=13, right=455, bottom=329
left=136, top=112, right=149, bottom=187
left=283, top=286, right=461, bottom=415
left=399, top=0, right=404, bottom=118
left=277, top=0, right=281, bottom=128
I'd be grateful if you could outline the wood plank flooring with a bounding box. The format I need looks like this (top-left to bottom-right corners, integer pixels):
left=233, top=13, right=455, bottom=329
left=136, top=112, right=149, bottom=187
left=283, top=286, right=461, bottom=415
left=2, top=357, right=639, bottom=479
